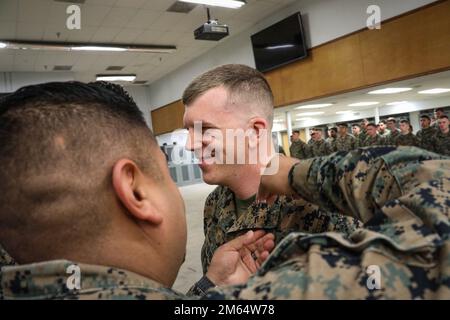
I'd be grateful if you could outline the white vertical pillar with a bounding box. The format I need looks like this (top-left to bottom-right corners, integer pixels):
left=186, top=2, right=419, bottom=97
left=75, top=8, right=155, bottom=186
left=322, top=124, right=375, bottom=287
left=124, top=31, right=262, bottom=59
left=286, top=111, right=293, bottom=145
left=374, top=106, right=380, bottom=124
left=305, top=127, right=311, bottom=142
left=409, top=111, right=420, bottom=134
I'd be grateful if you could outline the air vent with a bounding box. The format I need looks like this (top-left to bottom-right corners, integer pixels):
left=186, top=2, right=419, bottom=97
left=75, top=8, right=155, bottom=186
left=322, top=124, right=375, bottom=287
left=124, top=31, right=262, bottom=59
left=133, top=80, right=148, bottom=85
left=106, top=66, right=125, bottom=71
left=53, top=65, right=72, bottom=71
left=167, top=1, right=197, bottom=13
left=54, top=0, right=86, bottom=4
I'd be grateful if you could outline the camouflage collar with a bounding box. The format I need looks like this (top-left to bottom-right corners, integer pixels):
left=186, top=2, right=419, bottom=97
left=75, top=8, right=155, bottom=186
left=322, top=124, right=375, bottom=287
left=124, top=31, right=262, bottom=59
left=1, top=260, right=177, bottom=300
left=227, top=197, right=282, bottom=234
left=0, top=245, right=16, bottom=267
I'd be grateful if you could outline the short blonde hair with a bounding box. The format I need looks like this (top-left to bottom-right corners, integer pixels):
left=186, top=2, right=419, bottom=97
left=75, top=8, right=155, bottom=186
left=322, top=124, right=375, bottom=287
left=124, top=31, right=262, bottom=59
left=182, top=64, right=274, bottom=125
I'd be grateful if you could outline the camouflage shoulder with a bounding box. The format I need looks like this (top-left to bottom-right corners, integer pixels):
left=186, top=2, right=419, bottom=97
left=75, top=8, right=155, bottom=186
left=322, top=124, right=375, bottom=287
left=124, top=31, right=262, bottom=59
left=1, top=260, right=192, bottom=300
left=0, top=244, right=16, bottom=267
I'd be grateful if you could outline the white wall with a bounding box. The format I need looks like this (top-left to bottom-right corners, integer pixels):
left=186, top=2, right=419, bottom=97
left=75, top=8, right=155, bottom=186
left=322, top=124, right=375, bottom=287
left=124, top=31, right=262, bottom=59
left=123, top=85, right=153, bottom=129
left=0, top=72, right=75, bottom=92
left=148, top=0, right=437, bottom=110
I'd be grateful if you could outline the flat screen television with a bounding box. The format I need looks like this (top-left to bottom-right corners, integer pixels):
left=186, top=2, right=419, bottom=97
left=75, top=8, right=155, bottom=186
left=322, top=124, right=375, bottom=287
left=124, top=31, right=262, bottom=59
left=251, top=12, right=308, bottom=73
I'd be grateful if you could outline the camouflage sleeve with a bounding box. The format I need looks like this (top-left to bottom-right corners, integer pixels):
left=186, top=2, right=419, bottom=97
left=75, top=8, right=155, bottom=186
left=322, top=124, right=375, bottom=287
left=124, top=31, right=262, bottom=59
left=288, top=146, right=442, bottom=222
left=201, top=191, right=218, bottom=274
left=203, top=147, right=450, bottom=299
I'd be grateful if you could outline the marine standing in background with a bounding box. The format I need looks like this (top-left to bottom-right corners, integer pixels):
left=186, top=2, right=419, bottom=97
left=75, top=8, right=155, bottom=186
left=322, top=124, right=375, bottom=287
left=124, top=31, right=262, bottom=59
left=395, top=119, right=419, bottom=147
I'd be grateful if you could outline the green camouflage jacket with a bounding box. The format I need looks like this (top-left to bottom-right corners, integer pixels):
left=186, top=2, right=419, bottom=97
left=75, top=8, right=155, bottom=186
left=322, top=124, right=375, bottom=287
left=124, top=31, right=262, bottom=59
left=332, top=134, right=356, bottom=153
left=395, top=133, right=419, bottom=147
left=289, top=139, right=310, bottom=159
left=201, top=187, right=363, bottom=273
left=1, top=260, right=187, bottom=300
left=432, top=131, right=450, bottom=156
left=310, top=139, right=332, bottom=157
left=362, top=134, right=385, bottom=147
left=417, top=126, right=438, bottom=151
left=385, top=129, right=400, bottom=145
left=204, top=146, right=450, bottom=299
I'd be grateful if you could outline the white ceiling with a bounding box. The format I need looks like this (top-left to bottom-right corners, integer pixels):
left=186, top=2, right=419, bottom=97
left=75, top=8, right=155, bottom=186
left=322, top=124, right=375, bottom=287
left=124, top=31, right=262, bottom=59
left=273, top=69, right=450, bottom=127
left=0, top=0, right=298, bottom=84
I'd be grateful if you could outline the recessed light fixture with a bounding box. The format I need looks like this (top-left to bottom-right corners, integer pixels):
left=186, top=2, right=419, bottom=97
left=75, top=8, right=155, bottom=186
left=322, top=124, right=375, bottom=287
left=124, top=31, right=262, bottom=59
left=296, top=112, right=325, bottom=116
left=295, top=103, right=333, bottom=109
left=179, top=0, right=246, bottom=9
left=348, top=102, right=379, bottom=107
left=387, top=101, right=409, bottom=105
left=0, top=40, right=176, bottom=53
left=368, top=88, right=412, bottom=94
left=336, top=110, right=353, bottom=114
left=72, top=46, right=127, bottom=52
left=418, top=88, right=450, bottom=94
left=96, top=74, right=136, bottom=82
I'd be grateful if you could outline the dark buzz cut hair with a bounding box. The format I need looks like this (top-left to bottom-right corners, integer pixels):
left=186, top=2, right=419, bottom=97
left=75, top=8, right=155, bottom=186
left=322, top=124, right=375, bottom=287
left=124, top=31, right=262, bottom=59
left=420, top=114, right=431, bottom=120
left=435, top=108, right=444, bottom=112
left=352, top=123, right=361, bottom=128
left=0, top=81, right=159, bottom=262
left=293, top=130, right=300, bottom=134
left=366, top=122, right=377, bottom=128
left=182, top=64, right=275, bottom=125
left=439, top=115, right=449, bottom=120
left=400, top=119, right=410, bottom=124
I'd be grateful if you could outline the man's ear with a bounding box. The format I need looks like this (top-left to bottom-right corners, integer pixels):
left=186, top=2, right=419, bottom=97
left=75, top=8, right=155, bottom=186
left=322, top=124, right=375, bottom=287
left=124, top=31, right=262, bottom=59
left=248, top=117, right=269, bottom=148
left=112, top=159, right=163, bottom=225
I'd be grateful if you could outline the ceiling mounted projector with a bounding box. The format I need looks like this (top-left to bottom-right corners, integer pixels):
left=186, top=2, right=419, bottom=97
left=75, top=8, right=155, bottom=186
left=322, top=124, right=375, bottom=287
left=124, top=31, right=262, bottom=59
left=194, top=8, right=229, bottom=41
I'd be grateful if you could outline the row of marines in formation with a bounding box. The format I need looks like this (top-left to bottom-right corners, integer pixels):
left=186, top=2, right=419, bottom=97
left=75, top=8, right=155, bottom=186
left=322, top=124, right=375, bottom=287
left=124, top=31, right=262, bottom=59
left=290, top=112, right=450, bottom=159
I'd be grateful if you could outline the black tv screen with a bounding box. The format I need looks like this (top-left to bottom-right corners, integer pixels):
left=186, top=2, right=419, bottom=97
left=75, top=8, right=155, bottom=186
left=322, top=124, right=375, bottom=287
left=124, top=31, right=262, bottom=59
left=251, top=12, right=308, bottom=73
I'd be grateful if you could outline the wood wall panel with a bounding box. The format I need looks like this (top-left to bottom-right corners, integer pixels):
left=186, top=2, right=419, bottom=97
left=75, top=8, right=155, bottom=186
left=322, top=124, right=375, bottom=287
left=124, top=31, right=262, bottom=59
left=151, top=100, right=184, bottom=135
left=359, top=0, right=450, bottom=84
left=266, top=0, right=450, bottom=108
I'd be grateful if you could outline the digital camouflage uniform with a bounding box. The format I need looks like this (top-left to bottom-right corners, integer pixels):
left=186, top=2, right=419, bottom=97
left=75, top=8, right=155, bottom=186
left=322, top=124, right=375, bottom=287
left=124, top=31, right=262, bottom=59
left=331, top=134, right=356, bottom=153
left=1, top=260, right=187, bottom=300
left=417, top=126, right=438, bottom=152
left=362, top=134, right=385, bottom=147
left=386, top=129, right=400, bottom=145
left=378, top=129, right=390, bottom=139
left=289, top=139, right=310, bottom=159
left=310, top=139, right=332, bottom=157
left=201, top=187, right=362, bottom=273
left=205, top=146, right=450, bottom=299
left=395, top=133, right=419, bottom=147
left=432, top=130, right=450, bottom=156
left=355, top=130, right=367, bottom=148
left=2, top=147, right=449, bottom=300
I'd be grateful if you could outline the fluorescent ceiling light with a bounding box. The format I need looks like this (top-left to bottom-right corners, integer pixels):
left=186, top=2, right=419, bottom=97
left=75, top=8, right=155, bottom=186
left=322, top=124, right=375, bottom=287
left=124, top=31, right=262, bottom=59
left=96, top=74, right=136, bottom=82
left=336, top=110, right=353, bottom=114
left=72, top=46, right=127, bottom=52
left=179, top=0, right=245, bottom=9
left=368, top=88, right=412, bottom=94
left=348, top=102, right=379, bottom=107
left=418, top=88, right=450, bottom=94
left=387, top=101, right=409, bottom=105
left=0, top=40, right=176, bottom=53
left=273, top=119, right=284, bottom=123
left=296, top=112, right=325, bottom=116
left=295, top=103, right=333, bottom=109
left=295, top=117, right=313, bottom=121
